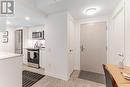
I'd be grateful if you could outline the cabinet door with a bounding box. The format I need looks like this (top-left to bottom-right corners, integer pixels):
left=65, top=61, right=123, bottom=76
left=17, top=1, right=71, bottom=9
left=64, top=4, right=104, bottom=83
left=109, top=7, right=125, bottom=65
left=125, top=0, right=130, bottom=66
left=40, top=49, right=45, bottom=68
left=23, top=49, right=28, bottom=64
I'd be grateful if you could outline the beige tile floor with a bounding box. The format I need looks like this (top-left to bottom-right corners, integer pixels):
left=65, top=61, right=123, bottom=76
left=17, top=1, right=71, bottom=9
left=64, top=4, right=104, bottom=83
left=23, top=65, right=106, bottom=87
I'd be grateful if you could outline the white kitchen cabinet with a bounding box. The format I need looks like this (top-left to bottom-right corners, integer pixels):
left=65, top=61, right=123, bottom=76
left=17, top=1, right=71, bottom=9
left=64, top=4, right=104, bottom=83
left=40, top=48, right=45, bottom=68
left=125, top=0, right=130, bottom=66
left=23, top=48, right=28, bottom=64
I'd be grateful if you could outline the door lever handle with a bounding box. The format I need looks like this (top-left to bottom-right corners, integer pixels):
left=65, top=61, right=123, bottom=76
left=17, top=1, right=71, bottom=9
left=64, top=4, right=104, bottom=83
left=118, top=54, right=124, bottom=57
left=80, top=45, right=85, bottom=52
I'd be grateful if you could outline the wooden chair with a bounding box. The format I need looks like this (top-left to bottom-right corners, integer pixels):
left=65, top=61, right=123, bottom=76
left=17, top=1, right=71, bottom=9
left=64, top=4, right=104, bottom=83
left=103, top=64, right=118, bottom=87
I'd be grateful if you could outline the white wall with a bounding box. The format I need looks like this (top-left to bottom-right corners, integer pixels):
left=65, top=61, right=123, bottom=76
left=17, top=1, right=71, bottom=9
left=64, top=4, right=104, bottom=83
left=45, top=11, right=69, bottom=80
left=0, top=27, right=15, bottom=53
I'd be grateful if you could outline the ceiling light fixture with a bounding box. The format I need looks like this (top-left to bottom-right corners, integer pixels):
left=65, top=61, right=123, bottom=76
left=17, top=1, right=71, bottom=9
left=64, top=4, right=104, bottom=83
left=25, top=17, right=30, bottom=21
left=83, top=7, right=99, bottom=15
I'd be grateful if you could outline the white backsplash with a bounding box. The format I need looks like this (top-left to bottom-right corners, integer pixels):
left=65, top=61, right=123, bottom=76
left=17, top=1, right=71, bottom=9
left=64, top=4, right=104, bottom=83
left=27, top=40, right=45, bottom=48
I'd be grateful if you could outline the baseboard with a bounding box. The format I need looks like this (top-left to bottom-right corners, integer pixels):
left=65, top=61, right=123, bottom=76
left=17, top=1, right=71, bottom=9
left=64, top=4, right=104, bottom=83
left=45, top=71, right=69, bottom=81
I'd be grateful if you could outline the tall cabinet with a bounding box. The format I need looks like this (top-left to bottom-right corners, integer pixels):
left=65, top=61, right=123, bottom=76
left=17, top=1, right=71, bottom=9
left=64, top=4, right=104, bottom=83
left=108, top=0, right=130, bottom=66
left=108, top=0, right=125, bottom=65
left=125, top=0, right=130, bottom=66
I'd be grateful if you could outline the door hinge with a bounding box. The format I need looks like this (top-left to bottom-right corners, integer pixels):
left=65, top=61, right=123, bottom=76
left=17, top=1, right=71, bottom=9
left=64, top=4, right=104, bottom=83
left=106, top=26, right=107, bottom=30
left=106, top=46, right=107, bottom=51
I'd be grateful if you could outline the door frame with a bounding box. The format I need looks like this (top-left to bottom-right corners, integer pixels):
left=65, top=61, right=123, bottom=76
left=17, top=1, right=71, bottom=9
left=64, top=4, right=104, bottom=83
left=15, top=29, right=23, bottom=54
left=79, top=20, right=108, bottom=70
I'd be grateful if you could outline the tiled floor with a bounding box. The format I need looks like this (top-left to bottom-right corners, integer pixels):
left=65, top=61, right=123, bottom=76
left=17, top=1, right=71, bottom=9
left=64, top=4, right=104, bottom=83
left=23, top=65, right=106, bottom=87
left=79, top=70, right=105, bottom=84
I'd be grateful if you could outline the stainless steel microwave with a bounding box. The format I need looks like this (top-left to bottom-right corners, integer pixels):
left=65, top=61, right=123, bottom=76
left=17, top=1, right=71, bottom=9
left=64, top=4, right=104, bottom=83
left=32, top=31, right=44, bottom=40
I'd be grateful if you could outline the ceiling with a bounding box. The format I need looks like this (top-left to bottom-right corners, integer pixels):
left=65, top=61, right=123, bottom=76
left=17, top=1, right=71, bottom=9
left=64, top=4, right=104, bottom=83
left=0, top=0, right=47, bottom=27
left=0, top=0, right=120, bottom=27
left=35, top=0, right=120, bottom=19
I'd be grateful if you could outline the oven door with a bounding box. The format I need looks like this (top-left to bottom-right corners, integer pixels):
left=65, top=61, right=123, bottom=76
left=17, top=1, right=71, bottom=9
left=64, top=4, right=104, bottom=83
left=27, top=50, right=40, bottom=68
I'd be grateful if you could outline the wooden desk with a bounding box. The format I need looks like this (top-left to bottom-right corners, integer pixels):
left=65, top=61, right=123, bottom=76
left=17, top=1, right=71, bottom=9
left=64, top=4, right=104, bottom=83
left=119, top=84, right=130, bottom=87
left=106, top=64, right=130, bottom=87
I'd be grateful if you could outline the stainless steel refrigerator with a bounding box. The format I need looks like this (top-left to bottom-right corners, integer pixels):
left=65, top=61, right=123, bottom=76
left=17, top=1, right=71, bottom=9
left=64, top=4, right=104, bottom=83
left=15, top=30, right=23, bottom=54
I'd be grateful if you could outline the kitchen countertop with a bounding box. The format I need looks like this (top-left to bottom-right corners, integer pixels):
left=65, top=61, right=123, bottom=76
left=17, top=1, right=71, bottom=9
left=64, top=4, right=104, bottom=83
left=25, top=47, right=45, bottom=50
left=0, top=52, right=23, bottom=60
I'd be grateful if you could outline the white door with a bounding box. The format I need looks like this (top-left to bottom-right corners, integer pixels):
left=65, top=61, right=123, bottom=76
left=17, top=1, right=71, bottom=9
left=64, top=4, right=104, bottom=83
left=68, top=19, right=75, bottom=76
left=109, top=8, right=125, bottom=65
left=80, top=22, right=107, bottom=74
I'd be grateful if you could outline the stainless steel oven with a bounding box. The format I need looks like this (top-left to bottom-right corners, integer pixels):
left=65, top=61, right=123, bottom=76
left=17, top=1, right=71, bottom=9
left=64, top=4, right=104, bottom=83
left=27, top=48, right=40, bottom=68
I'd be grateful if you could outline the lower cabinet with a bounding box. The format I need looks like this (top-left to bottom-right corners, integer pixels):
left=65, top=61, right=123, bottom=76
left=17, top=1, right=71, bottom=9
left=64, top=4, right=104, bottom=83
left=40, top=48, right=45, bottom=68
left=23, top=48, right=45, bottom=69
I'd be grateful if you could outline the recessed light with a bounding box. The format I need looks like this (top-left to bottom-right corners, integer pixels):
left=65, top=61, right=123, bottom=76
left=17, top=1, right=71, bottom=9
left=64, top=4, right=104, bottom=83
left=25, top=17, right=30, bottom=21
left=6, top=20, right=11, bottom=25
left=83, top=7, right=99, bottom=15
